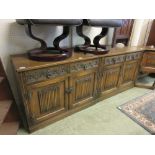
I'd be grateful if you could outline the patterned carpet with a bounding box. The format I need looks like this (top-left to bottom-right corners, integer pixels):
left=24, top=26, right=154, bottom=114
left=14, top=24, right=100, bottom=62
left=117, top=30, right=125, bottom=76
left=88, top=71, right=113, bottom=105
left=118, top=90, right=155, bottom=134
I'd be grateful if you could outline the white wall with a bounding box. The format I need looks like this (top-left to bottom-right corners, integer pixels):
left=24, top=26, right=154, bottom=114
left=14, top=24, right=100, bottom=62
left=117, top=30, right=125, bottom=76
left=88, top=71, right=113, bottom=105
left=0, top=19, right=71, bottom=101
left=129, top=19, right=152, bottom=46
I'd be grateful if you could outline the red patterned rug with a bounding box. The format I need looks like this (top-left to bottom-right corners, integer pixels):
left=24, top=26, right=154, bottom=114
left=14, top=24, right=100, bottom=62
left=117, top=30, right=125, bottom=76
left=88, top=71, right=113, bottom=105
left=118, top=90, right=155, bottom=134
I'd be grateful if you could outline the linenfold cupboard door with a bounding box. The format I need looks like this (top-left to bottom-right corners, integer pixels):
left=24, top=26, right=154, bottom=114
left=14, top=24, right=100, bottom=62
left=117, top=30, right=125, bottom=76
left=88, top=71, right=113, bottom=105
left=24, top=77, right=68, bottom=125
left=121, top=60, right=139, bottom=86
left=121, top=52, right=142, bottom=87
left=69, top=71, right=97, bottom=109
left=68, top=59, right=98, bottom=108
left=99, top=64, right=122, bottom=94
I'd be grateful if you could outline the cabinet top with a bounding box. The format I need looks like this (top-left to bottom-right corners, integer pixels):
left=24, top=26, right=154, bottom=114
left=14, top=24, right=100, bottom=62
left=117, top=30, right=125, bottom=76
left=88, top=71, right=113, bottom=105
left=11, top=46, right=155, bottom=72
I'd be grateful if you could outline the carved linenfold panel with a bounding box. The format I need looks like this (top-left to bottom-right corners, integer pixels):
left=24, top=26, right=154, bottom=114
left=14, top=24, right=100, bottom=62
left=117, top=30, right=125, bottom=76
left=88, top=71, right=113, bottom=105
left=74, top=75, right=93, bottom=102
left=126, top=52, right=141, bottom=61
left=98, top=66, right=121, bottom=91
left=24, top=78, right=68, bottom=124
left=37, top=85, right=60, bottom=114
left=95, top=71, right=104, bottom=93
left=71, top=59, right=99, bottom=72
left=122, top=62, right=137, bottom=83
left=22, top=65, right=69, bottom=84
left=104, top=55, right=125, bottom=65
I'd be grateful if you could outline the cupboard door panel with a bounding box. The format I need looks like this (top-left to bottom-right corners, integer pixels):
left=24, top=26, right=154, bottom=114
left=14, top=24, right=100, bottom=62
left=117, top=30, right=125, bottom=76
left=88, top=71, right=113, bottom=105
left=25, top=78, right=68, bottom=124
left=98, top=65, right=122, bottom=93
left=104, top=67, right=121, bottom=90
left=122, top=61, right=139, bottom=84
left=69, top=72, right=96, bottom=108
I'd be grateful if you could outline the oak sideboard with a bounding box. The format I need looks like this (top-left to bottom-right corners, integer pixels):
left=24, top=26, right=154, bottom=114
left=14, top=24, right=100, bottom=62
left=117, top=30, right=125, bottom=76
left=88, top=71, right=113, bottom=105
left=11, top=47, right=150, bottom=132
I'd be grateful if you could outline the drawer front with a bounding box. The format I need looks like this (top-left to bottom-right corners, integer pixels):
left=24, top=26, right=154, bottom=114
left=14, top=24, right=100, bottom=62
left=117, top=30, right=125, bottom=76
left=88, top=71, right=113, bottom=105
left=70, top=59, right=99, bottom=73
left=21, top=65, right=69, bottom=84
left=104, top=55, right=125, bottom=65
left=126, top=52, right=141, bottom=61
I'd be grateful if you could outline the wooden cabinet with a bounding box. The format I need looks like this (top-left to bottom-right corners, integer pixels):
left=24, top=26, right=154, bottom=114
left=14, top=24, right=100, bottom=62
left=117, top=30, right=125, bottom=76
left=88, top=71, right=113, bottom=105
left=97, top=52, right=141, bottom=96
left=24, top=77, right=68, bottom=125
left=121, top=61, right=139, bottom=85
left=98, top=64, right=122, bottom=93
left=141, top=51, right=155, bottom=70
left=121, top=52, right=142, bottom=86
left=69, top=71, right=96, bottom=108
left=97, top=55, right=125, bottom=94
left=11, top=48, right=144, bottom=132
left=69, top=59, right=98, bottom=108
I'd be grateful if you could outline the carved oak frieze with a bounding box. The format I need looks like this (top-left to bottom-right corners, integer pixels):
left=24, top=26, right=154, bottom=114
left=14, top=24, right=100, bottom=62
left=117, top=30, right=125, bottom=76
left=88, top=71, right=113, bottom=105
left=22, top=65, right=69, bottom=84
left=126, top=52, right=141, bottom=61
left=104, top=55, right=125, bottom=65
left=70, top=59, right=99, bottom=72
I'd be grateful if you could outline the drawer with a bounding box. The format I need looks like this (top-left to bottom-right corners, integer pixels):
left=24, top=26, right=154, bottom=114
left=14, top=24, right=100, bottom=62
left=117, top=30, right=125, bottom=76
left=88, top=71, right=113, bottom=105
left=70, top=59, right=99, bottom=73
left=21, top=65, right=69, bottom=84
left=104, top=55, right=125, bottom=65
left=126, top=52, right=141, bottom=61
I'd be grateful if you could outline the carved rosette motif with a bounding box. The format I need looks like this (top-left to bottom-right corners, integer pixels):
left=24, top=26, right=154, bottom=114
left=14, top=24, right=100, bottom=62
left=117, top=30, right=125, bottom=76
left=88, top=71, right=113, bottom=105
left=22, top=65, right=69, bottom=84
left=70, top=59, right=99, bottom=72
